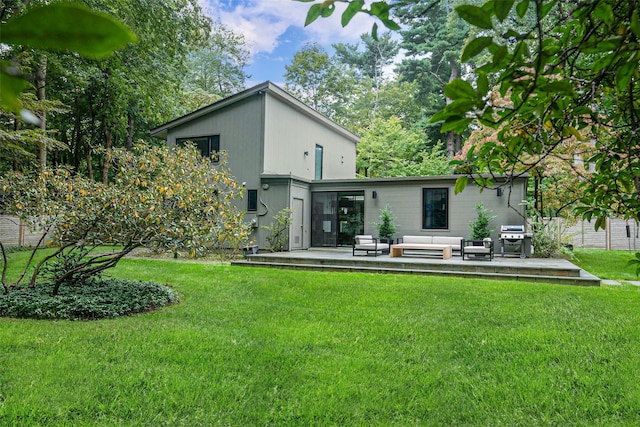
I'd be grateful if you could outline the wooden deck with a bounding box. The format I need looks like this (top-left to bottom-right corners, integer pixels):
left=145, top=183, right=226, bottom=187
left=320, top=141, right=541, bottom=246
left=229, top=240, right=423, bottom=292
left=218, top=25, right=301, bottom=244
left=231, top=248, right=601, bottom=287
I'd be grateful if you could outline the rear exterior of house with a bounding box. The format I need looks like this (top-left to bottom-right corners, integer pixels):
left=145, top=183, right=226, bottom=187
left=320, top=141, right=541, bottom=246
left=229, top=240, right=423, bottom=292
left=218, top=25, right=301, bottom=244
left=151, top=81, right=528, bottom=251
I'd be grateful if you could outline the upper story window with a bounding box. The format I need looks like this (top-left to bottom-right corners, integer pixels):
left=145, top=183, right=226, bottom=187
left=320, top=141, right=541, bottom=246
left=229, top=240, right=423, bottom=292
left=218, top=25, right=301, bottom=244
left=176, top=135, right=220, bottom=161
left=422, top=188, right=448, bottom=229
left=315, top=144, right=323, bottom=180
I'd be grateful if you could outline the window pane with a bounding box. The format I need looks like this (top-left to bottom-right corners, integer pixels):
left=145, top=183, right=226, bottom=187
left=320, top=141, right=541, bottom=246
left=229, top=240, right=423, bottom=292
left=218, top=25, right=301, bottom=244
left=210, top=135, right=220, bottom=162
left=176, top=135, right=220, bottom=161
left=315, top=144, right=323, bottom=180
left=247, top=189, right=258, bottom=212
left=423, top=188, right=448, bottom=229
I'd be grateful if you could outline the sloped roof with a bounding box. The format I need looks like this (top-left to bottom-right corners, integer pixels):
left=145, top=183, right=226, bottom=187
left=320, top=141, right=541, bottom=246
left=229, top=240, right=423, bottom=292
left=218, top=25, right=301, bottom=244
left=149, top=81, right=359, bottom=143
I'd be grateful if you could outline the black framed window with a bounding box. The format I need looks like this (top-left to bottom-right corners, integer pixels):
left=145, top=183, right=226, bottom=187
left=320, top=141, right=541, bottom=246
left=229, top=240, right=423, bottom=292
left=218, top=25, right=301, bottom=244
left=422, top=188, right=448, bottom=229
left=247, top=189, right=258, bottom=212
left=176, top=135, right=220, bottom=161
left=315, top=144, right=323, bottom=180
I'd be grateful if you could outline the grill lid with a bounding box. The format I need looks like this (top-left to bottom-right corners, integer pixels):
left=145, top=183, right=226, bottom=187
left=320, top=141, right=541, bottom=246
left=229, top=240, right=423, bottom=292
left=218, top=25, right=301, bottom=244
left=500, top=225, right=525, bottom=233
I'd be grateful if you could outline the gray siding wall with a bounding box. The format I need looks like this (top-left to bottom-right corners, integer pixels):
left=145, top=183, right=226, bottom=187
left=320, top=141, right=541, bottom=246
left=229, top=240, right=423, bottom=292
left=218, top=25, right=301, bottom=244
left=312, top=177, right=527, bottom=242
left=166, top=95, right=264, bottom=192
left=263, top=94, right=356, bottom=180
left=250, top=179, right=290, bottom=250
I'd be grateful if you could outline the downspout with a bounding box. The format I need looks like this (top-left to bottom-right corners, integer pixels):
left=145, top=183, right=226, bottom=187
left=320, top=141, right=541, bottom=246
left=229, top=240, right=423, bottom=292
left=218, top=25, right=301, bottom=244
left=258, top=89, right=267, bottom=230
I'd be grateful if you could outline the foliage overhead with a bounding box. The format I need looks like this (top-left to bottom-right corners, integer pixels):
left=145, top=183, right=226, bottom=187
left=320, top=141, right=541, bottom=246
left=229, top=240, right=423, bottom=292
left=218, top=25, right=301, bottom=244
left=1, top=0, right=216, bottom=179
left=0, top=2, right=136, bottom=113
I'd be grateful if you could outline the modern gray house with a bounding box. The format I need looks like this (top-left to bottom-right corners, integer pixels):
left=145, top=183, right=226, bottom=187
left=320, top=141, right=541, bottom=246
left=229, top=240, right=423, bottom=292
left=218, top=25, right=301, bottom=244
left=151, top=81, right=528, bottom=251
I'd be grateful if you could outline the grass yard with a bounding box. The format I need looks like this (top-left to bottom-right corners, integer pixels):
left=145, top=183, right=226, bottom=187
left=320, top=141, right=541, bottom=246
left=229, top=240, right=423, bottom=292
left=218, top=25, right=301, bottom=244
left=571, top=248, right=639, bottom=281
left=2, top=253, right=640, bottom=425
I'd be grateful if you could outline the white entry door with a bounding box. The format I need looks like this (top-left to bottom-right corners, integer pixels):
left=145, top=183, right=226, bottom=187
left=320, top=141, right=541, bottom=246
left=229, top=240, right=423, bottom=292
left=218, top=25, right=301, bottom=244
left=292, top=198, right=304, bottom=250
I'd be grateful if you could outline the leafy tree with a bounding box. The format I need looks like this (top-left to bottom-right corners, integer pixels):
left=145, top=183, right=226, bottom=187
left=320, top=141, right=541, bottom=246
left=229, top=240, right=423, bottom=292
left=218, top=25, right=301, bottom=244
left=431, top=0, right=640, bottom=230
left=333, top=33, right=399, bottom=122
left=284, top=42, right=358, bottom=124
left=357, top=116, right=451, bottom=177
left=0, top=1, right=136, bottom=172
left=182, top=22, right=250, bottom=110
left=0, top=2, right=136, bottom=114
left=1, top=0, right=212, bottom=177
left=395, top=1, right=470, bottom=156
left=459, top=90, right=597, bottom=219
left=1, top=143, right=251, bottom=295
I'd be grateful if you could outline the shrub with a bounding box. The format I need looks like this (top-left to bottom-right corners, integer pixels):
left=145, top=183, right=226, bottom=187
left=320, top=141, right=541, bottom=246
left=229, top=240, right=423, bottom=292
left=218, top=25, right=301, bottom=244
left=262, top=208, right=293, bottom=252
left=373, top=205, right=397, bottom=240
left=0, top=278, right=179, bottom=320
left=530, top=217, right=567, bottom=258
left=468, top=203, right=496, bottom=240
left=0, top=143, right=251, bottom=295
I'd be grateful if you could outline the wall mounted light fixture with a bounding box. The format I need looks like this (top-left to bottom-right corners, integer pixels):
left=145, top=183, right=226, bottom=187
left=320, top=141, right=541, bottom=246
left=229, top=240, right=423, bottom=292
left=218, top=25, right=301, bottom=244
left=497, top=188, right=503, bottom=197
left=372, top=190, right=377, bottom=199
left=304, top=151, right=309, bottom=156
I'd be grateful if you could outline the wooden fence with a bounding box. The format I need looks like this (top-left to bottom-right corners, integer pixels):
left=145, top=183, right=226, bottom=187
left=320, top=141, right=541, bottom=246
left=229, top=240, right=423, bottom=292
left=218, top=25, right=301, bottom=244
left=554, top=217, right=640, bottom=251
left=0, top=215, right=47, bottom=247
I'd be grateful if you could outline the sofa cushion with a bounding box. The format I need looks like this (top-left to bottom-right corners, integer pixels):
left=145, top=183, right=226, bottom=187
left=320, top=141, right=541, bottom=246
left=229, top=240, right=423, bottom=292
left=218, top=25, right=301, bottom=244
left=402, top=235, right=433, bottom=244
left=355, top=235, right=373, bottom=245
left=356, top=242, right=389, bottom=250
left=432, top=236, right=463, bottom=249
left=463, top=245, right=491, bottom=254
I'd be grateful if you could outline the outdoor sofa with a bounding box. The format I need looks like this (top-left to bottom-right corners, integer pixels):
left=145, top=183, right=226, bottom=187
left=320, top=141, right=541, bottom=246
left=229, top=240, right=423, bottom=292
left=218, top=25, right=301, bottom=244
left=352, top=235, right=390, bottom=256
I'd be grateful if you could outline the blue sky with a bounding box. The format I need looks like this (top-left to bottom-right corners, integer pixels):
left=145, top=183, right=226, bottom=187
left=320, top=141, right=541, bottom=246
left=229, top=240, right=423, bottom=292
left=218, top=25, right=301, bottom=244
left=200, top=0, right=380, bottom=87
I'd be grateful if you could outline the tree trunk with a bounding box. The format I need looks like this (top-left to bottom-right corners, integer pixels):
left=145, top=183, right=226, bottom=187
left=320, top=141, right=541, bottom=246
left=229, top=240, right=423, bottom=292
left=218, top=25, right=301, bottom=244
left=102, top=116, right=112, bottom=185
left=85, top=140, right=94, bottom=180
left=87, top=93, right=96, bottom=180
left=125, top=112, right=134, bottom=151
left=445, top=57, right=459, bottom=158
left=35, top=54, right=47, bottom=167
left=72, top=97, right=83, bottom=173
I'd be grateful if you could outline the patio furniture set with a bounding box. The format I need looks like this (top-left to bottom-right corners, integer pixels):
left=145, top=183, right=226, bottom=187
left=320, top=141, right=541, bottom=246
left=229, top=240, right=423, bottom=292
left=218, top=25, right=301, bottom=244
left=352, top=234, right=495, bottom=261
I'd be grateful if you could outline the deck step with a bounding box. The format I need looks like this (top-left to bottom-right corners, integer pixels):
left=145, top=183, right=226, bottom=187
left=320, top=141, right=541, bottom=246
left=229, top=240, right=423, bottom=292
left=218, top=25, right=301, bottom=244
left=238, top=253, right=583, bottom=278
left=231, top=258, right=600, bottom=287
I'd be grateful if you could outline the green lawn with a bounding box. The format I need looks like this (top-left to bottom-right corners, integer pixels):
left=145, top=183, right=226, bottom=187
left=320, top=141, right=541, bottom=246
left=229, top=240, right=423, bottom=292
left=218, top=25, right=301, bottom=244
left=571, top=249, right=639, bottom=281
left=2, top=254, right=640, bottom=425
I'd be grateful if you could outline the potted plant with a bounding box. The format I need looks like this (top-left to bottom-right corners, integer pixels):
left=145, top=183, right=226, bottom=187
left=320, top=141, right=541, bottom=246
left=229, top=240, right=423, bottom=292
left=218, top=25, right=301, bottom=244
left=374, top=204, right=397, bottom=244
left=468, top=203, right=496, bottom=241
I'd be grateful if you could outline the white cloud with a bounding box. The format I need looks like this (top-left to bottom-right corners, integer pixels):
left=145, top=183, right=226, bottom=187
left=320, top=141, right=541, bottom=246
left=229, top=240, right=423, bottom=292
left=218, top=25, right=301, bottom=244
left=201, top=0, right=380, bottom=58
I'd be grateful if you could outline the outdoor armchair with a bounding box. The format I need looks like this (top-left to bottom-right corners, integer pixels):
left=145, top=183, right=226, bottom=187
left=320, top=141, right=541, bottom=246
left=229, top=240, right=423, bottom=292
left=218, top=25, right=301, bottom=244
left=352, top=235, right=390, bottom=256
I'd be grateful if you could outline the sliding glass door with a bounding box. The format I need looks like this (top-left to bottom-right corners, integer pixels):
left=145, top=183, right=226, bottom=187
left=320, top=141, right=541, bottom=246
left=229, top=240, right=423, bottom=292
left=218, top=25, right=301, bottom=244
left=311, top=191, right=364, bottom=247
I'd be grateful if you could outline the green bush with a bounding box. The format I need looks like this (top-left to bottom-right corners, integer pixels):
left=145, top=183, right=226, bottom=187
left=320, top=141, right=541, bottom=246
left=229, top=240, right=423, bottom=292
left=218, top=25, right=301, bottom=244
left=262, top=208, right=293, bottom=252
left=468, top=203, right=496, bottom=240
left=0, top=278, right=179, bottom=320
left=530, top=217, right=569, bottom=258
left=374, top=205, right=397, bottom=240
